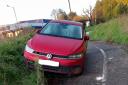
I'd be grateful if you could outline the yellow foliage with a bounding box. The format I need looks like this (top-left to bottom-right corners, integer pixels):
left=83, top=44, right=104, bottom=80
left=72, top=16, right=83, bottom=21
left=116, top=0, right=128, bottom=5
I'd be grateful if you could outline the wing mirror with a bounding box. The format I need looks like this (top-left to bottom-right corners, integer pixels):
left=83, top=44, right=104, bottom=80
left=84, top=35, right=89, bottom=40
left=36, top=29, right=41, bottom=33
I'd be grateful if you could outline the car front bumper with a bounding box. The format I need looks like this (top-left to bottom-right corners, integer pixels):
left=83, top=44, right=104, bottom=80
left=24, top=51, right=85, bottom=75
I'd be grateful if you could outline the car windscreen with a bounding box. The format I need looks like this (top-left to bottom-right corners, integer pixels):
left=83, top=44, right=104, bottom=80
left=40, top=22, right=83, bottom=39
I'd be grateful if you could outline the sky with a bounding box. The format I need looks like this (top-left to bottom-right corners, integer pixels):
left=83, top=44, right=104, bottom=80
left=0, top=0, right=96, bottom=25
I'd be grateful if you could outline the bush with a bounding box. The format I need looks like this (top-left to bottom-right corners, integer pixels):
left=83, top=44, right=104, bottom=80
left=0, top=32, right=37, bottom=85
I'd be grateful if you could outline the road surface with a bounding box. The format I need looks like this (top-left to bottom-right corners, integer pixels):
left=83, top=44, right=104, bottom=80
left=45, top=41, right=128, bottom=85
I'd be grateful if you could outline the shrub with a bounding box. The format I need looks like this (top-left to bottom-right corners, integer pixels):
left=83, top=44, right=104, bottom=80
left=0, top=32, right=37, bottom=85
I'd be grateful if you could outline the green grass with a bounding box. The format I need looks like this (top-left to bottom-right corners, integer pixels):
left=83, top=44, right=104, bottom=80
left=89, top=17, right=128, bottom=45
left=0, top=32, right=38, bottom=85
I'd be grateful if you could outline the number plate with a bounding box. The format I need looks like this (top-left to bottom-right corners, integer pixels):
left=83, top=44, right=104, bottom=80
left=38, top=59, right=59, bottom=67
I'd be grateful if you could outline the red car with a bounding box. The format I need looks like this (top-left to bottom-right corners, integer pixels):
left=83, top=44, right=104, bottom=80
left=24, top=20, right=89, bottom=75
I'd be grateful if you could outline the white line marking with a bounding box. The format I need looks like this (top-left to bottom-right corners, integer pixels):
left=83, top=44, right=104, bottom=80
left=95, top=46, right=108, bottom=85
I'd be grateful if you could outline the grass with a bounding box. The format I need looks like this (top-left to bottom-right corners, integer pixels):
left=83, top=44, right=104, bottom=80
left=89, top=16, right=128, bottom=45
left=0, top=31, right=39, bottom=85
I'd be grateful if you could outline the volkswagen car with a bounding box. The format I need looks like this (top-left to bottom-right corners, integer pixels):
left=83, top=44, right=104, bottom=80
left=24, top=20, right=89, bottom=75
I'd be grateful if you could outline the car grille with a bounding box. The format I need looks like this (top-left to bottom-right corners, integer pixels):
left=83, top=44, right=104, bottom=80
left=33, top=51, right=69, bottom=59
left=25, top=59, right=79, bottom=73
left=43, top=65, right=71, bottom=73
left=33, top=51, right=46, bottom=56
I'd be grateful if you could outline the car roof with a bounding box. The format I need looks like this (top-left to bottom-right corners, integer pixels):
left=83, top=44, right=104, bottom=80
left=50, top=20, right=83, bottom=26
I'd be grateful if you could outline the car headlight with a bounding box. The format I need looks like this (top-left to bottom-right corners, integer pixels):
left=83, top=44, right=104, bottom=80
left=25, top=45, right=34, bottom=53
left=69, top=54, right=83, bottom=59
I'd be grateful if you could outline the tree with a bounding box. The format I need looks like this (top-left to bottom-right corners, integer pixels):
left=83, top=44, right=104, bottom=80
left=83, top=5, right=94, bottom=25
left=73, top=16, right=83, bottom=21
left=68, top=12, right=77, bottom=20
left=116, top=0, right=128, bottom=6
left=57, top=9, right=68, bottom=20
left=94, top=0, right=104, bottom=23
left=93, top=0, right=128, bottom=23
left=51, top=9, right=58, bottom=20
left=51, top=9, right=68, bottom=20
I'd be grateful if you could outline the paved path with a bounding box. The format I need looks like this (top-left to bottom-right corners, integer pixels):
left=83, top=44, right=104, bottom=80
left=45, top=41, right=128, bottom=85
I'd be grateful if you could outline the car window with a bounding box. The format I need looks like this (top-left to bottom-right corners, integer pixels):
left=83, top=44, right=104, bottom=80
left=40, top=22, right=82, bottom=39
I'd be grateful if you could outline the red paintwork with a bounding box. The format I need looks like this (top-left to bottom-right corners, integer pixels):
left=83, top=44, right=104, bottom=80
left=24, top=51, right=85, bottom=67
left=28, top=34, right=84, bottom=55
left=24, top=20, right=88, bottom=75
